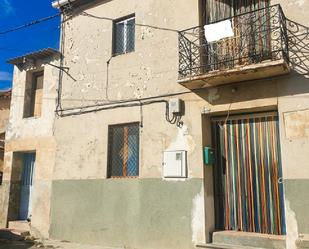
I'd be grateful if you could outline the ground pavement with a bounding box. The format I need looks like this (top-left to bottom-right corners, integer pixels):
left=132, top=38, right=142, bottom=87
left=0, top=229, right=124, bottom=249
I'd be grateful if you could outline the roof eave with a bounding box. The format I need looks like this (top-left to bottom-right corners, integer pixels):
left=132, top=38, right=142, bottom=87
left=7, top=48, right=60, bottom=66
left=52, top=0, right=78, bottom=9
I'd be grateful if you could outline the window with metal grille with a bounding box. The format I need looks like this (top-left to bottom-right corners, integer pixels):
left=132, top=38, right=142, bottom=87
left=112, top=15, right=135, bottom=56
left=23, top=70, right=44, bottom=118
left=107, top=123, right=139, bottom=178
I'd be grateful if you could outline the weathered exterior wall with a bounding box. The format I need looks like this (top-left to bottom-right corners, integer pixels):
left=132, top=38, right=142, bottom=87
left=1, top=57, right=59, bottom=237
left=272, top=1, right=309, bottom=248
left=51, top=0, right=309, bottom=248
left=50, top=179, right=203, bottom=249
left=0, top=92, right=11, bottom=228
left=0, top=94, right=10, bottom=171
left=51, top=0, right=207, bottom=248
left=59, top=0, right=198, bottom=108
left=0, top=96, right=10, bottom=134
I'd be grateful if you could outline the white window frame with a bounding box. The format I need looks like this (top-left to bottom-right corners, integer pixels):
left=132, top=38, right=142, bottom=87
left=113, top=15, right=135, bottom=55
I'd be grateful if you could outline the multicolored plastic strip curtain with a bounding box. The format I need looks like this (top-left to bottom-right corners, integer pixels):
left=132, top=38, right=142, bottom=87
left=215, top=114, right=286, bottom=235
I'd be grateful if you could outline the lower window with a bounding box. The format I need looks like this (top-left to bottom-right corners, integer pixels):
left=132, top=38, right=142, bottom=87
left=107, top=123, right=139, bottom=178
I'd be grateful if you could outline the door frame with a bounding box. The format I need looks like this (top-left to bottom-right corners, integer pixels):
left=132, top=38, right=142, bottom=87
left=210, top=111, right=286, bottom=235
left=19, top=152, right=36, bottom=221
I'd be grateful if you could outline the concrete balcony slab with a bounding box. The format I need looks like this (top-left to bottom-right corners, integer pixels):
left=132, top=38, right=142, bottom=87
left=178, top=59, right=290, bottom=90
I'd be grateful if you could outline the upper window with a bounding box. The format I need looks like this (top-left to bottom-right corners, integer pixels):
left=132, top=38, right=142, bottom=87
left=23, top=70, right=44, bottom=118
left=107, top=123, right=139, bottom=178
left=113, top=15, right=135, bottom=56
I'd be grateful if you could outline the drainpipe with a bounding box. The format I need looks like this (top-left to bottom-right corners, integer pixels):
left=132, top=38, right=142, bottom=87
left=52, top=0, right=77, bottom=9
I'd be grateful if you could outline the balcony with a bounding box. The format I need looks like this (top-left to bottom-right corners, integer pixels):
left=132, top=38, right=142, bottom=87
left=178, top=4, right=290, bottom=89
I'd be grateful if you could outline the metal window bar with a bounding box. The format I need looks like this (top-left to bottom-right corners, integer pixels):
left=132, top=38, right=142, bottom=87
left=178, top=4, right=289, bottom=79
left=107, top=123, right=139, bottom=178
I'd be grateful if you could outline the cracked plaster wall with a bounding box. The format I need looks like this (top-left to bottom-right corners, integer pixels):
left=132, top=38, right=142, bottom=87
left=1, top=57, right=59, bottom=238
left=52, top=0, right=309, bottom=247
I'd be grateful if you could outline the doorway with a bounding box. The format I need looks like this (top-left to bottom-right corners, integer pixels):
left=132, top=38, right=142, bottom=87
left=19, top=153, right=36, bottom=220
left=200, top=0, right=272, bottom=71
left=212, top=112, right=286, bottom=235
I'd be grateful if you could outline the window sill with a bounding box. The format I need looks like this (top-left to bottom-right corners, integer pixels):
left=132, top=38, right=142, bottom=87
left=112, top=50, right=135, bottom=58
left=22, top=116, right=41, bottom=120
left=109, top=176, right=139, bottom=179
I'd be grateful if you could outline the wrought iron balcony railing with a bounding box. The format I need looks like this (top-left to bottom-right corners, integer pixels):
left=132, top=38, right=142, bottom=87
left=178, top=4, right=289, bottom=83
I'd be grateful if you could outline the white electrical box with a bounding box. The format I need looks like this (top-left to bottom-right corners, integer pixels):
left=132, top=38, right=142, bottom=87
left=163, top=150, right=187, bottom=178
left=169, top=98, right=183, bottom=114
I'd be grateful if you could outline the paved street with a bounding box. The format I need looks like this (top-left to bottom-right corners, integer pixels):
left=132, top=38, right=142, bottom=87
left=0, top=230, right=123, bottom=249
left=0, top=229, right=34, bottom=249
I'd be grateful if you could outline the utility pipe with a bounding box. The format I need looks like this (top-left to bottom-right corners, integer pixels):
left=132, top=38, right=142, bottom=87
left=52, top=0, right=77, bottom=9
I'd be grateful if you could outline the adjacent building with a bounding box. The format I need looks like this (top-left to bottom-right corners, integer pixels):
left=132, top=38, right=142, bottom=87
left=1, top=0, right=309, bottom=249
left=2, top=49, right=60, bottom=237
left=0, top=90, right=11, bottom=177
left=0, top=89, right=11, bottom=223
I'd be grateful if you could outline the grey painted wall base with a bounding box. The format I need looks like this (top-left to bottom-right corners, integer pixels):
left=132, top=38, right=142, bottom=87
left=50, top=178, right=203, bottom=249
left=284, top=179, right=309, bottom=235
left=297, top=237, right=309, bottom=249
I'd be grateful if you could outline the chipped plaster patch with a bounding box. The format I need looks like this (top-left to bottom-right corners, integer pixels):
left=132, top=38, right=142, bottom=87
left=85, top=58, right=101, bottom=64
left=140, top=26, right=154, bottom=40
left=52, top=68, right=59, bottom=77
left=166, top=125, right=195, bottom=153
left=191, top=187, right=205, bottom=243
left=288, top=0, right=305, bottom=7
left=71, top=56, right=79, bottom=64
left=47, top=81, right=56, bottom=92
left=285, top=199, right=299, bottom=249
left=284, top=109, right=309, bottom=139
left=208, top=88, right=220, bottom=102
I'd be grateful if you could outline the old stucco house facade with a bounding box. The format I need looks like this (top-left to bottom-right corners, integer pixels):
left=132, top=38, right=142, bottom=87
left=48, top=0, right=309, bottom=248
left=1, top=0, right=309, bottom=249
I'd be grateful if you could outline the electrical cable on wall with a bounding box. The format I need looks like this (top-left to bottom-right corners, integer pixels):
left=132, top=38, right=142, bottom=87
left=53, top=7, right=188, bottom=117
left=46, top=62, right=76, bottom=82
left=139, top=100, right=143, bottom=128
left=59, top=98, right=184, bottom=127
left=105, top=56, right=113, bottom=101
left=0, top=6, right=191, bottom=118
left=56, top=9, right=68, bottom=115
left=0, top=7, right=181, bottom=38
left=80, top=12, right=180, bottom=33
left=58, top=91, right=191, bottom=113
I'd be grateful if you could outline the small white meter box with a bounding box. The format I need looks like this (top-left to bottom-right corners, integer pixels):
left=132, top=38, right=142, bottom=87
left=163, top=150, right=187, bottom=178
